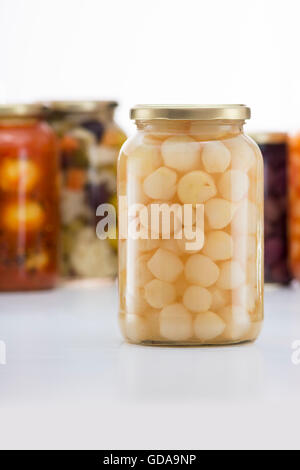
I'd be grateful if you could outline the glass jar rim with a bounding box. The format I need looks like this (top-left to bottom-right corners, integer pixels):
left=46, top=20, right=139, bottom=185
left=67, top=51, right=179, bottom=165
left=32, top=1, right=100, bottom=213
left=45, top=100, right=118, bottom=114
left=130, top=104, right=250, bottom=121
left=0, top=103, right=45, bottom=118
left=250, top=132, right=287, bottom=144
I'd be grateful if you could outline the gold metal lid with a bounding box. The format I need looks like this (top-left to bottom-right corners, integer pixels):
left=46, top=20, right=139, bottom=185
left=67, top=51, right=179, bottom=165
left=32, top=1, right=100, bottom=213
left=250, top=132, right=287, bottom=145
left=46, top=100, right=118, bottom=114
left=0, top=103, right=45, bottom=118
left=130, top=104, right=251, bottom=121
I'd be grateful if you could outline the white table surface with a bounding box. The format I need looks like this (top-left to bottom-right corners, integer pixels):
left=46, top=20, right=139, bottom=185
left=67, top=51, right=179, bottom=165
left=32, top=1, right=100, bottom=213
left=0, top=283, right=300, bottom=450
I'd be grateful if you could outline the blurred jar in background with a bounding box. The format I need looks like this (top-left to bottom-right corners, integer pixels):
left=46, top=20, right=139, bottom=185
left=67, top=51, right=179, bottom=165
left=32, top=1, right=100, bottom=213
left=47, top=101, right=126, bottom=282
left=289, top=134, right=300, bottom=280
left=0, top=104, right=59, bottom=291
left=251, top=133, right=291, bottom=285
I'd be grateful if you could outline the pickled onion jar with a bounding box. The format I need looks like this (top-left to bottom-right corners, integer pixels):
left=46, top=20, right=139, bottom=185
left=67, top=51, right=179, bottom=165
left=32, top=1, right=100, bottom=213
left=251, top=133, right=291, bottom=285
left=118, top=105, right=264, bottom=346
left=0, top=104, right=59, bottom=291
left=47, top=101, right=126, bottom=282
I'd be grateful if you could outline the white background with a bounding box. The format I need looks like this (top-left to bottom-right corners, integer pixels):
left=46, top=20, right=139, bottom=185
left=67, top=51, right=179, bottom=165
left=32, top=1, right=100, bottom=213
left=0, top=0, right=299, bottom=135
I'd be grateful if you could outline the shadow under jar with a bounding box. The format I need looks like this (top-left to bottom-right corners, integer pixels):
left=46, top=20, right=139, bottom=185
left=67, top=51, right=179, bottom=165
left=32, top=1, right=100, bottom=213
left=118, top=105, right=264, bottom=346
left=0, top=104, right=59, bottom=291
left=47, top=101, right=127, bottom=283
left=251, top=132, right=291, bottom=285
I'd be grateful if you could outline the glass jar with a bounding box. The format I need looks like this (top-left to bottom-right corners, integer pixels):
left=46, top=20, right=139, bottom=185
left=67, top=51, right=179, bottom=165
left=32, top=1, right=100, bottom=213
left=251, top=133, right=291, bottom=285
left=48, top=101, right=126, bottom=282
left=289, top=134, right=300, bottom=280
left=0, top=104, right=59, bottom=291
left=118, top=105, right=264, bottom=346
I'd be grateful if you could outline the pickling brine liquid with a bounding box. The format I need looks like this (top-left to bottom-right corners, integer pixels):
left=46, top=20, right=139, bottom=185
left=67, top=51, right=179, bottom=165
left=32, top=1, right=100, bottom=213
left=118, top=108, right=264, bottom=346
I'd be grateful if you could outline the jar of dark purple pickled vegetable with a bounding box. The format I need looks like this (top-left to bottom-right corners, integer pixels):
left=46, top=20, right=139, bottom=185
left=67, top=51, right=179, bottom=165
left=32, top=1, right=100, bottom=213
left=252, top=133, right=291, bottom=285
left=47, top=101, right=126, bottom=282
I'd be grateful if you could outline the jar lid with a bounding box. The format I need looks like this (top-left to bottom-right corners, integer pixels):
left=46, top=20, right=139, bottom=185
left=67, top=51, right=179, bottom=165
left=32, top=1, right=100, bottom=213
left=250, top=132, right=287, bottom=145
left=130, top=104, right=251, bottom=121
left=46, top=100, right=118, bottom=114
left=0, top=103, right=45, bottom=118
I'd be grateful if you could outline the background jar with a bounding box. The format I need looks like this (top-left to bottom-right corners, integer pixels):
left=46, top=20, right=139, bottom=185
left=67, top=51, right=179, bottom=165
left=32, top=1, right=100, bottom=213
left=118, top=105, right=264, bottom=346
left=0, top=104, right=59, bottom=291
left=289, top=134, right=300, bottom=281
left=251, top=133, right=291, bottom=285
left=47, top=101, right=126, bottom=282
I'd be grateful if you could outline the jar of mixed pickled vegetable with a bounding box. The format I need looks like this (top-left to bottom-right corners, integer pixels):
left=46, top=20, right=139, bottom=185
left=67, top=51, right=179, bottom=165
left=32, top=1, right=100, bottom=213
left=289, top=133, right=300, bottom=280
left=251, top=133, right=291, bottom=285
left=0, top=104, right=59, bottom=291
left=118, top=105, right=264, bottom=345
left=48, top=101, right=126, bottom=282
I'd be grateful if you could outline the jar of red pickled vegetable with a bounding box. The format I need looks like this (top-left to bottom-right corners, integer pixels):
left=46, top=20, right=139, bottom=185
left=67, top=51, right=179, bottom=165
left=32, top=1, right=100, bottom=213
left=0, top=104, right=59, bottom=291
left=47, top=101, right=126, bottom=282
left=289, top=133, right=300, bottom=280
left=251, top=133, right=291, bottom=285
left=118, top=105, right=264, bottom=346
